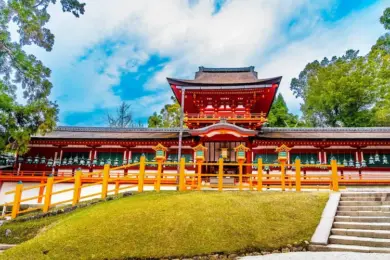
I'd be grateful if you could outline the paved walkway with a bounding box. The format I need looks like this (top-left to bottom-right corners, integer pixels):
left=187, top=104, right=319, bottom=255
left=241, top=252, right=390, bottom=260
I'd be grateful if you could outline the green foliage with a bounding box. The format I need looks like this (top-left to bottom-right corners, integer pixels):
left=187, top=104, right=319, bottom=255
left=2, top=192, right=328, bottom=259
left=380, top=7, right=390, bottom=30
left=300, top=52, right=379, bottom=127
left=148, top=96, right=181, bottom=128
left=291, top=7, right=390, bottom=127
left=267, top=93, right=303, bottom=127
left=0, top=0, right=85, bottom=154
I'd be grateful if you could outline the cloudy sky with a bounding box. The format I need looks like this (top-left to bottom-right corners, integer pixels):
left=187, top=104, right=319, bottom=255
left=24, top=0, right=388, bottom=126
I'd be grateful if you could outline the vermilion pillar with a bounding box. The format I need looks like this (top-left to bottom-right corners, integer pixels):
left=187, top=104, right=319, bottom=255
left=246, top=140, right=253, bottom=174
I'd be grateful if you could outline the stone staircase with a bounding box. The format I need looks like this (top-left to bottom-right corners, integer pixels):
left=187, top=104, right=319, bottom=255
left=324, top=192, right=390, bottom=253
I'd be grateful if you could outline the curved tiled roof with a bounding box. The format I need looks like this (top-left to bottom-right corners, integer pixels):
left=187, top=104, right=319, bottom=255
left=190, top=122, right=256, bottom=136
left=167, top=66, right=282, bottom=86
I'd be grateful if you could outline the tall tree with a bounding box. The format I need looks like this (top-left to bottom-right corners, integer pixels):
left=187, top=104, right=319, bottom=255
left=0, top=0, right=85, bottom=154
left=148, top=112, right=163, bottom=128
left=107, top=102, right=133, bottom=128
left=380, top=7, right=390, bottom=30
left=267, top=93, right=303, bottom=127
left=291, top=7, right=390, bottom=127
left=370, top=7, right=390, bottom=126
left=302, top=54, right=377, bottom=127
left=291, top=48, right=389, bottom=127
left=148, top=96, right=180, bottom=128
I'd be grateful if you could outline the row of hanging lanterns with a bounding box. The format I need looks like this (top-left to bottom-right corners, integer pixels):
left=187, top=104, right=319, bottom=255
left=253, top=152, right=389, bottom=170
left=330, top=152, right=388, bottom=168
left=0, top=156, right=16, bottom=166
left=19, top=153, right=194, bottom=167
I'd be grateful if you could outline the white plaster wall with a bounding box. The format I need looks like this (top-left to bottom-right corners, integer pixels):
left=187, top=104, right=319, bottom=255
left=0, top=182, right=43, bottom=204
left=0, top=178, right=179, bottom=206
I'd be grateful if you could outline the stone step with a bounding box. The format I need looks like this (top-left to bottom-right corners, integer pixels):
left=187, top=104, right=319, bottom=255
left=332, top=228, right=390, bottom=239
left=333, top=222, right=390, bottom=230
left=341, top=193, right=390, bottom=198
left=309, top=243, right=390, bottom=253
left=335, top=216, right=390, bottom=223
left=340, top=196, right=381, bottom=202
left=339, top=201, right=383, bottom=206
left=337, top=211, right=390, bottom=217
left=329, top=235, right=390, bottom=247
left=338, top=205, right=390, bottom=212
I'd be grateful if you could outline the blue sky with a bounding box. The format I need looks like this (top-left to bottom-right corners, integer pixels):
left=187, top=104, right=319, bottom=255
left=23, top=0, right=388, bottom=126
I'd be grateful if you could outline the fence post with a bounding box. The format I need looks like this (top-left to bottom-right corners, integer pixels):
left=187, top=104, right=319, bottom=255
left=197, top=161, right=202, bottom=190
left=138, top=156, right=145, bottom=193
left=115, top=180, right=120, bottom=195
left=11, top=181, right=23, bottom=219
left=295, top=159, right=301, bottom=192
left=257, top=158, right=262, bottom=192
left=218, top=158, right=223, bottom=191
left=43, top=176, right=54, bottom=213
left=238, top=161, right=243, bottom=191
left=249, top=169, right=253, bottom=191
left=156, top=160, right=162, bottom=192
left=331, top=159, right=339, bottom=192
left=38, top=179, right=45, bottom=203
left=179, top=157, right=186, bottom=191
left=72, top=169, right=82, bottom=206
left=280, top=161, right=286, bottom=191
left=101, top=164, right=110, bottom=199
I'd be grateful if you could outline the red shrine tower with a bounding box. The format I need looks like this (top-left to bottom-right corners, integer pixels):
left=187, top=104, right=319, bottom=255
left=168, top=66, right=281, bottom=130
left=168, top=67, right=282, bottom=170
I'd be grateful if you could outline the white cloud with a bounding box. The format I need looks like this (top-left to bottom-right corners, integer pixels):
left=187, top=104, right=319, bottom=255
left=256, top=1, right=387, bottom=114
left=26, top=0, right=388, bottom=124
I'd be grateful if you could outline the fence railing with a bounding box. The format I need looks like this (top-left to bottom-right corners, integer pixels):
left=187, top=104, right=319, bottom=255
left=3, top=157, right=342, bottom=219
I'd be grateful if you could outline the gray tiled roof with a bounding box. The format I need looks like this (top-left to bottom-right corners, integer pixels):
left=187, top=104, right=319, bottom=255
left=32, top=126, right=189, bottom=139
left=31, top=126, right=390, bottom=140
left=260, top=127, right=390, bottom=139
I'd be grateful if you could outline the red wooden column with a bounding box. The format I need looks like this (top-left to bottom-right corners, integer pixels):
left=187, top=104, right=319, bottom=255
left=124, top=148, right=130, bottom=176
left=356, top=147, right=362, bottom=179
left=56, top=146, right=64, bottom=175
left=89, top=147, right=96, bottom=173
left=246, top=140, right=253, bottom=174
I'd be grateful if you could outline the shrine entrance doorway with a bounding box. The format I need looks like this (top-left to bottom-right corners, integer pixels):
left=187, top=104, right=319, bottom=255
left=204, top=141, right=246, bottom=174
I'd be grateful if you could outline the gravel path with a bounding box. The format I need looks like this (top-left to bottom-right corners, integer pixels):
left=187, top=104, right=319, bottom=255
left=240, top=252, right=390, bottom=260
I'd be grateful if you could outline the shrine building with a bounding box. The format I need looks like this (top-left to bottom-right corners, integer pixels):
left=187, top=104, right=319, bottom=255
left=11, top=66, right=390, bottom=176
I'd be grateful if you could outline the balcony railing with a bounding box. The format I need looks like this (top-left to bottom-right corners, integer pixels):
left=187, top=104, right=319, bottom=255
left=184, top=113, right=267, bottom=121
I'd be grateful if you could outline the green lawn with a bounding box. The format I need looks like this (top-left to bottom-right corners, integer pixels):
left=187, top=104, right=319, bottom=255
left=1, top=191, right=328, bottom=259
left=0, top=214, right=62, bottom=244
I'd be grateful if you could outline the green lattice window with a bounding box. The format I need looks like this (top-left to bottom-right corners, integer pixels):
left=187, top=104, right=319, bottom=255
left=131, top=152, right=156, bottom=163
left=254, top=153, right=278, bottom=164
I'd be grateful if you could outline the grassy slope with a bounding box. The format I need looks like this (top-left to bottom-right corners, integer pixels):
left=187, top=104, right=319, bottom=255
left=1, top=191, right=328, bottom=260
left=0, top=215, right=61, bottom=244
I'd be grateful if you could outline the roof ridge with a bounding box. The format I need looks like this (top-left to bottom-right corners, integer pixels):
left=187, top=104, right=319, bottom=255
left=199, top=66, right=254, bottom=72
left=55, top=126, right=185, bottom=133
left=262, top=127, right=390, bottom=132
